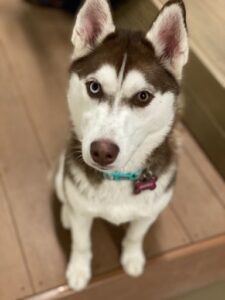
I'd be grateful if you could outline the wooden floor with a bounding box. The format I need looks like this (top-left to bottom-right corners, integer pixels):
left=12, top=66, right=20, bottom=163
left=0, top=1, right=225, bottom=300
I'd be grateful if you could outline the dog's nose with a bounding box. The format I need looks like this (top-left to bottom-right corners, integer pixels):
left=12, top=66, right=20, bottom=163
left=90, top=140, right=119, bottom=166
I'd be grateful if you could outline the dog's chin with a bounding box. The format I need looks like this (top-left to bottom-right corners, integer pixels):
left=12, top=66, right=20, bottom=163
left=82, top=157, right=115, bottom=172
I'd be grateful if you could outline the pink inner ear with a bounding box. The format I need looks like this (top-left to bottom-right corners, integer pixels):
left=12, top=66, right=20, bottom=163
left=158, top=13, right=181, bottom=61
left=83, top=4, right=107, bottom=46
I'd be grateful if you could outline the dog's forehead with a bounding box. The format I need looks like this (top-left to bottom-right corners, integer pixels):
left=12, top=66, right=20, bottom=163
left=70, top=30, right=179, bottom=95
left=93, top=64, right=150, bottom=97
left=70, top=31, right=153, bottom=77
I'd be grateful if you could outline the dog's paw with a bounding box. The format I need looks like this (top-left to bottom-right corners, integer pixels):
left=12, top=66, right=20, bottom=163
left=61, top=204, right=71, bottom=229
left=66, top=267, right=90, bottom=291
left=121, top=252, right=145, bottom=277
left=66, top=262, right=91, bottom=291
left=66, top=252, right=91, bottom=291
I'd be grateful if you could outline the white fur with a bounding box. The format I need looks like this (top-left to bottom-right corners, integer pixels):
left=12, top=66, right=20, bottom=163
left=66, top=214, right=93, bottom=291
left=56, top=156, right=175, bottom=289
left=122, top=70, right=155, bottom=98
left=68, top=66, right=175, bottom=172
left=146, top=3, right=188, bottom=80
left=117, top=54, right=127, bottom=89
left=64, top=64, right=176, bottom=290
left=87, top=64, right=118, bottom=95
left=54, top=153, right=66, bottom=203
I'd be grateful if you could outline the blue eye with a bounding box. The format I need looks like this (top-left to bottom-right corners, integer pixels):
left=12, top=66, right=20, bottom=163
left=86, top=80, right=102, bottom=97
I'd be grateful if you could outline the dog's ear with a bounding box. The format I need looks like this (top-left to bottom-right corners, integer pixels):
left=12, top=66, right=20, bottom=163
left=71, top=0, right=115, bottom=60
left=146, top=0, right=188, bottom=80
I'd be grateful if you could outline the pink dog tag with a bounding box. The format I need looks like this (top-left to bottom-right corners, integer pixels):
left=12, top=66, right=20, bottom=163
left=133, top=176, right=157, bottom=195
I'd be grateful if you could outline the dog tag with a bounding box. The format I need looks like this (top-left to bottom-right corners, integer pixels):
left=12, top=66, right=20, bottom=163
left=133, top=175, right=157, bottom=195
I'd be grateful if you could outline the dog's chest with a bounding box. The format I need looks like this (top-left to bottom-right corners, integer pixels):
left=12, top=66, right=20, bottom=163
left=88, top=181, right=156, bottom=223
left=68, top=166, right=172, bottom=225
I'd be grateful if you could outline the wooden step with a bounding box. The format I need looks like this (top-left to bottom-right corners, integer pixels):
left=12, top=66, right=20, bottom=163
left=23, top=235, right=225, bottom=300
left=0, top=1, right=224, bottom=299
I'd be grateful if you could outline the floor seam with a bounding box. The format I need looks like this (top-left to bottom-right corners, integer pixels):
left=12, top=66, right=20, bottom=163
left=0, top=175, right=36, bottom=293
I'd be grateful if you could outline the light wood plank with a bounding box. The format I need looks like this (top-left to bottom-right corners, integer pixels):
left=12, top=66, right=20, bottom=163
left=182, top=127, right=225, bottom=207
left=172, top=147, right=225, bottom=242
left=182, top=52, right=225, bottom=178
left=0, top=1, right=70, bottom=165
left=145, top=207, right=190, bottom=257
left=0, top=44, right=67, bottom=292
left=0, top=178, right=33, bottom=299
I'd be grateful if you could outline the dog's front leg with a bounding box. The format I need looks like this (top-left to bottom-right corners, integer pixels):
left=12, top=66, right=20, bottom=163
left=121, top=218, right=154, bottom=277
left=66, top=214, right=93, bottom=291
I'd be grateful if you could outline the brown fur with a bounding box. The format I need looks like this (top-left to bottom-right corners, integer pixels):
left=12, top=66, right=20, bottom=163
left=145, top=131, right=177, bottom=177
left=70, top=30, right=179, bottom=100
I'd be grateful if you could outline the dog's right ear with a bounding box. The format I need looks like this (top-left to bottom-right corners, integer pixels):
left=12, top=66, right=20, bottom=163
left=71, top=0, right=115, bottom=60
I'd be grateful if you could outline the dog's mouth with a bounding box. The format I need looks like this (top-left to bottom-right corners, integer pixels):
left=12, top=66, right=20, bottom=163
left=87, top=161, right=114, bottom=172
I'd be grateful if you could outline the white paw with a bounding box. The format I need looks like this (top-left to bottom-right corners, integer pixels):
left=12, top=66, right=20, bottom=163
left=61, top=205, right=71, bottom=229
left=66, top=261, right=91, bottom=291
left=121, top=253, right=145, bottom=277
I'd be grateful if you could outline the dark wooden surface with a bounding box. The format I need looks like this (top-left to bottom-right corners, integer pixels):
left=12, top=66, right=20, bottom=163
left=23, top=235, right=225, bottom=300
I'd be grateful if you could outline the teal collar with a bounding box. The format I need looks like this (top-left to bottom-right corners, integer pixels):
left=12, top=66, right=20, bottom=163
left=103, top=170, right=141, bottom=181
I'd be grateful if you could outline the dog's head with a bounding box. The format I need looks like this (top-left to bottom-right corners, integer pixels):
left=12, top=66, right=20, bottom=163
left=68, top=0, right=188, bottom=172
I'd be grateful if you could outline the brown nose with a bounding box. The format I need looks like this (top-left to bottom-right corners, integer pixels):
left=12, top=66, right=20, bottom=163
left=90, top=140, right=119, bottom=166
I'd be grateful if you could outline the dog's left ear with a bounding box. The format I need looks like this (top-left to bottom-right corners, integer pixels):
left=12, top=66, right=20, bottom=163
left=146, top=0, right=188, bottom=80
left=71, top=0, right=115, bottom=60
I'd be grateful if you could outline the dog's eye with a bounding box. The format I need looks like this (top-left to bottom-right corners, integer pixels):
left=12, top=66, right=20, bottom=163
left=132, top=91, right=154, bottom=107
left=86, top=80, right=102, bottom=98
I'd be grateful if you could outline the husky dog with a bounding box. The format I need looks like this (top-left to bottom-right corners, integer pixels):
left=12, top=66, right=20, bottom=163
left=54, top=0, right=188, bottom=291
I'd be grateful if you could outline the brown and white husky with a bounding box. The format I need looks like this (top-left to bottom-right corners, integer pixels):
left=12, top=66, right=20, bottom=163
left=54, top=0, right=189, bottom=291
